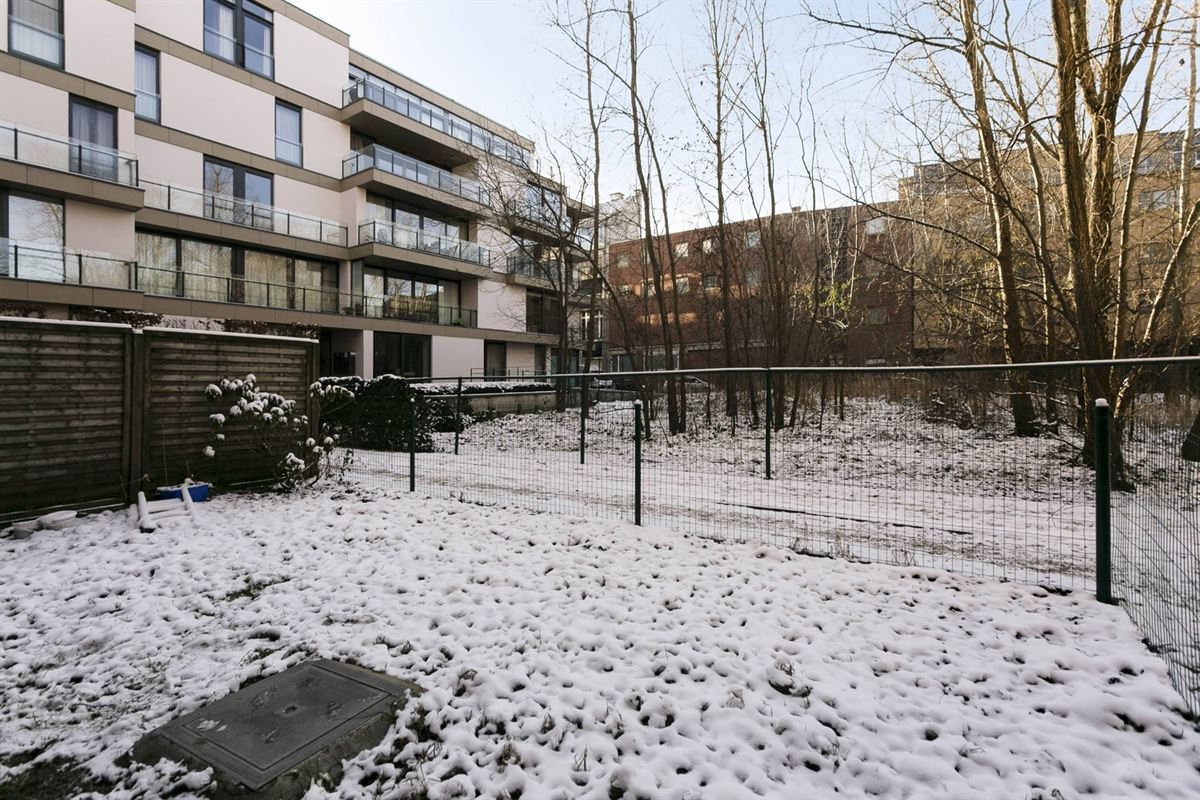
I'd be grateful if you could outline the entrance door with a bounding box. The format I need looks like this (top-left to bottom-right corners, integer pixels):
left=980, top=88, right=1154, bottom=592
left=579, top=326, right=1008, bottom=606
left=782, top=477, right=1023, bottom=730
left=484, top=341, right=507, bottom=377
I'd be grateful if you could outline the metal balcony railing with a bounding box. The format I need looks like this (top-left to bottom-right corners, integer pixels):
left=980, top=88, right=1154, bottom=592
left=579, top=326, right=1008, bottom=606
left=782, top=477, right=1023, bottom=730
left=0, top=121, right=138, bottom=186
left=137, top=265, right=341, bottom=313
left=141, top=180, right=348, bottom=246
left=358, top=220, right=491, bottom=266
left=342, top=76, right=533, bottom=169
left=136, top=265, right=479, bottom=328
left=342, top=294, right=478, bottom=327
left=0, top=239, right=135, bottom=289
left=343, top=144, right=489, bottom=206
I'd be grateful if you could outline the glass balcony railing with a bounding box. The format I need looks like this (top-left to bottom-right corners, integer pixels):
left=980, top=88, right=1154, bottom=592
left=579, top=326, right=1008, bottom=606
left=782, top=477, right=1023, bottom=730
left=343, top=144, right=489, bottom=206
left=358, top=219, right=491, bottom=266
left=0, top=239, right=135, bottom=289
left=137, top=264, right=478, bottom=327
left=343, top=295, right=478, bottom=327
left=0, top=121, right=138, bottom=186
left=137, top=265, right=341, bottom=313
left=141, top=180, right=348, bottom=245
left=342, top=76, right=533, bottom=169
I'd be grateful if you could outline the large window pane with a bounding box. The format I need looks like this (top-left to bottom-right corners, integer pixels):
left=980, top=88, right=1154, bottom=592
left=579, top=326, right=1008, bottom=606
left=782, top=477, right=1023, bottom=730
left=136, top=232, right=179, bottom=296
left=295, top=258, right=330, bottom=312
left=275, top=102, right=301, bottom=165
left=181, top=239, right=233, bottom=302
left=243, top=249, right=288, bottom=308
left=5, top=194, right=63, bottom=281
left=242, top=171, right=273, bottom=229
left=135, top=48, right=160, bottom=122
left=204, top=0, right=236, bottom=61
left=244, top=14, right=273, bottom=77
left=9, top=0, right=62, bottom=66
left=69, top=99, right=118, bottom=182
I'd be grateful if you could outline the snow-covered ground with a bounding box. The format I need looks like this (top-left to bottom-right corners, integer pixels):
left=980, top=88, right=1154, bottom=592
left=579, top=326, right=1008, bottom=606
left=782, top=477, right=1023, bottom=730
left=348, top=396, right=1101, bottom=591
left=3, top=489, right=1199, bottom=798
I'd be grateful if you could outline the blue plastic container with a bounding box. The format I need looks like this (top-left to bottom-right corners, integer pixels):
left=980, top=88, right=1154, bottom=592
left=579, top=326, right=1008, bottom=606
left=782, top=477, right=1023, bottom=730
left=156, top=482, right=211, bottom=502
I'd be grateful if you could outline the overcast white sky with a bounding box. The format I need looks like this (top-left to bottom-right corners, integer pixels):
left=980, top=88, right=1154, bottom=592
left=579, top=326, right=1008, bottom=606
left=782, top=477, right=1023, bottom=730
left=285, top=1, right=1194, bottom=230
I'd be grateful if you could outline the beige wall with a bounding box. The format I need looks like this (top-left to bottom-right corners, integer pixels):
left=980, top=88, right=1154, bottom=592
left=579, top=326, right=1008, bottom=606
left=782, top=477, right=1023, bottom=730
left=65, top=0, right=135, bottom=92
left=273, top=14, right=347, bottom=107
left=432, top=335, right=482, bottom=376
left=477, top=279, right=525, bottom=331
left=0, top=74, right=68, bottom=135
left=134, top=136, right=205, bottom=187
left=159, top=56, right=274, bottom=156
left=274, top=176, right=342, bottom=220
left=66, top=201, right=135, bottom=259
left=506, top=342, right=535, bottom=372
left=137, top=0, right=204, bottom=51
left=300, top=109, right=347, bottom=178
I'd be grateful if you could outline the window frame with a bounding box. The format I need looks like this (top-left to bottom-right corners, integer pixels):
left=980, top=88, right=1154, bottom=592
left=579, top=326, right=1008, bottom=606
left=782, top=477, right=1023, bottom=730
left=68, top=96, right=120, bottom=182
left=745, top=230, right=761, bottom=248
left=134, top=45, right=161, bottom=123
left=274, top=100, right=303, bottom=166
left=8, top=0, right=64, bottom=69
left=204, top=0, right=274, bottom=80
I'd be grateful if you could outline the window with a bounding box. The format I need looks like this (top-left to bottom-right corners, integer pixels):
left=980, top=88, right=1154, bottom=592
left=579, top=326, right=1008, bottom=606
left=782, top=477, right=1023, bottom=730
left=866, top=307, right=889, bottom=325
left=69, top=98, right=118, bottom=181
left=366, top=193, right=466, bottom=243
left=275, top=101, right=302, bottom=165
left=203, top=157, right=272, bottom=229
left=1138, top=189, right=1173, bottom=211
left=205, top=0, right=273, bottom=79
left=617, top=284, right=633, bottom=296
left=864, top=217, right=888, bottom=235
left=744, top=267, right=761, bottom=291
left=675, top=276, right=690, bottom=294
left=701, top=238, right=715, bottom=254
left=484, top=341, right=507, bottom=377
left=135, top=47, right=160, bottom=122
left=745, top=230, right=761, bottom=248
left=136, top=231, right=336, bottom=310
left=673, top=241, right=689, bottom=259
left=9, top=0, right=63, bottom=67
left=374, top=332, right=431, bottom=378
left=615, top=252, right=630, bottom=268
left=702, top=274, right=719, bottom=291
left=526, top=290, right=563, bottom=335
left=1, top=191, right=65, bottom=281
left=642, top=280, right=656, bottom=296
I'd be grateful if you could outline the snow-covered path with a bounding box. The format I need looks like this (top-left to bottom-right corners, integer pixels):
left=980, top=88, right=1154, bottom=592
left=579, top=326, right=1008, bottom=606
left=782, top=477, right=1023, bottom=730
left=2, top=489, right=1197, bottom=798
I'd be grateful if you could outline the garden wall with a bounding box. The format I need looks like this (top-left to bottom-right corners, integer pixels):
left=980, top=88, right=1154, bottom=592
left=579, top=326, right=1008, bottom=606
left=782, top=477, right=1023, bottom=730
left=0, top=317, right=317, bottom=524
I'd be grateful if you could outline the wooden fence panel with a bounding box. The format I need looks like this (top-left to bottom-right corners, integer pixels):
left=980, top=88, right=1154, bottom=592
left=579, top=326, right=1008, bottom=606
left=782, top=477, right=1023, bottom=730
left=0, top=319, right=317, bottom=524
left=0, top=319, right=132, bottom=523
left=141, top=329, right=317, bottom=491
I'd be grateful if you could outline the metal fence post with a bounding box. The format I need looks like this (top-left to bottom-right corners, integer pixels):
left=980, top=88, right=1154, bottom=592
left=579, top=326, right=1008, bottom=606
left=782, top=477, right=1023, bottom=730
left=453, top=377, right=463, bottom=456
left=408, top=394, right=417, bottom=493
left=1094, top=398, right=1113, bottom=604
left=580, top=375, right=589, bottom=464
left=634, top=399, right=643, bottom=526
left=765, top=368, right=773, bottom=480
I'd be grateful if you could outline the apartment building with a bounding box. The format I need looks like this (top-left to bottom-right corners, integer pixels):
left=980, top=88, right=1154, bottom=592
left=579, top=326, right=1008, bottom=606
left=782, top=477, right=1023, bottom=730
left=605, top=204, right=915, bottom=369
left=0, top=0, right=586, bottom=378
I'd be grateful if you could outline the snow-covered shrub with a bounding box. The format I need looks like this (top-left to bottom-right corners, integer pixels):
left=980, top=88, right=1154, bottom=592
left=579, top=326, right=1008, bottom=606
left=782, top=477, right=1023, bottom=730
left=317, top=375, right=441, bottom=451
left=203, top=375, right=353, bottom=491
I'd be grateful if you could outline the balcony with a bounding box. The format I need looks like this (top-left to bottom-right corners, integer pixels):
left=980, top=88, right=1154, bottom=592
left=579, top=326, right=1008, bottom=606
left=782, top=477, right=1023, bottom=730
left=0, top=239, right=135, bottom=292
left=140, top=180, right=348, bottom=246
left=343, top=145, right=488, bottom=210
left=137, top=264, right=477, bottom=328
left=137, top=265, right=340, bottom=313
left=0, top=121, right=138, bottom=186
left=343, top=295, right=477, bottom=328
left=358, top=220, right=491, bottom=267
left=342, top=77, right=532, bottom=169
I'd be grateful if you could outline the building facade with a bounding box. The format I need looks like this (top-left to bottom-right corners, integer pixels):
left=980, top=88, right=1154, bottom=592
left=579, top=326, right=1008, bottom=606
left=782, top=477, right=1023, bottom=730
left=0, top=0, right=582, bottom=378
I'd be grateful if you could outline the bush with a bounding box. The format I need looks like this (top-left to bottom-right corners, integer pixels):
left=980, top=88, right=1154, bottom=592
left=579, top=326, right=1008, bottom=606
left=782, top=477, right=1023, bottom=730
left=319, top=375, right=436, bottom=451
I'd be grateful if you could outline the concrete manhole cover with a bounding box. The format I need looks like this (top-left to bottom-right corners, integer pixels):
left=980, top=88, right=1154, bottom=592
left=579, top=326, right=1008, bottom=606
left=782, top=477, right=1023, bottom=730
left=133, top=660, right=419, bottom=797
